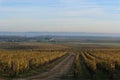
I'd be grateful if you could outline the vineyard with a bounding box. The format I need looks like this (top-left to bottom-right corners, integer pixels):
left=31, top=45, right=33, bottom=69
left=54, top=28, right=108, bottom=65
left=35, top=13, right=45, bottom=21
left=0, top=42, right=70, bottom=78
left=72, top=46, right=120, bottom=80
left=0, top=42, right=120, bottom=80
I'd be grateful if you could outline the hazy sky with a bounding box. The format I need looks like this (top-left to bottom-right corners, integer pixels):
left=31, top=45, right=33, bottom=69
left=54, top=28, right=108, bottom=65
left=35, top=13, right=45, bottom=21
left=0, top=0, right=120, bottom=33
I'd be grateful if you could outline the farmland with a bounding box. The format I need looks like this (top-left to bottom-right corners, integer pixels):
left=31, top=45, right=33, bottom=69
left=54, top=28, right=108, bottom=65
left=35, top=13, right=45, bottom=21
left=70, top=45, right=120, bottom=80
left=0, top=42, right=71, bottom=79
left=0, top=41, right=120, bottom=80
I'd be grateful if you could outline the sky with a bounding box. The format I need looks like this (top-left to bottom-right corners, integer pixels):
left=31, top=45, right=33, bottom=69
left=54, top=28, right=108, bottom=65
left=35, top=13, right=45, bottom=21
left=0, top=0, right=120, bottom=33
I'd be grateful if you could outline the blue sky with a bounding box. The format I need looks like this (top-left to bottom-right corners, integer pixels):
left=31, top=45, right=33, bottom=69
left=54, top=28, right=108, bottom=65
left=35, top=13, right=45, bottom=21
left=0, top=0, right=120, bottom=33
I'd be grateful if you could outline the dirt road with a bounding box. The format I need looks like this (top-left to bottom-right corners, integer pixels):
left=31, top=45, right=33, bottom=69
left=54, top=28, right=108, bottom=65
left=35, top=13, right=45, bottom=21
left=12, top=54, right=74, bottom=80
left=27, top=54, right=74, bottom=80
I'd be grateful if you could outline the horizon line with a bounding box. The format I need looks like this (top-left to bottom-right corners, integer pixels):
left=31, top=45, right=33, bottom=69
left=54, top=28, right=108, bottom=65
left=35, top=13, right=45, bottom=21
left=0, top=31, right=120, bottom=34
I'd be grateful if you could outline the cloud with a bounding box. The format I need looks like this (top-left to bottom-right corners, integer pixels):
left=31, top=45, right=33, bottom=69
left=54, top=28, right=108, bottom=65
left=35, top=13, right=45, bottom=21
left=0, top=17, right=120, bottom=32
left=59, top=0, right=80, bottom=3
left=0, top=0, right=35, bottom=3
left=0, top=0, right=120, bottom=32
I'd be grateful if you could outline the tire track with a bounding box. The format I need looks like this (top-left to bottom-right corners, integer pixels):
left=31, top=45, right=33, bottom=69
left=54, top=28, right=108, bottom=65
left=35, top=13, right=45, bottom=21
left=25, top=54, right=75, bottom=80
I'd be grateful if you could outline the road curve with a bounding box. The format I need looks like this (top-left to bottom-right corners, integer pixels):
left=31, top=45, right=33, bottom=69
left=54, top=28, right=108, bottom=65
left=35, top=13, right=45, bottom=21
left=24, top=54, right=75, bottom=80
left=2, top=54, right=74, bottom=80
